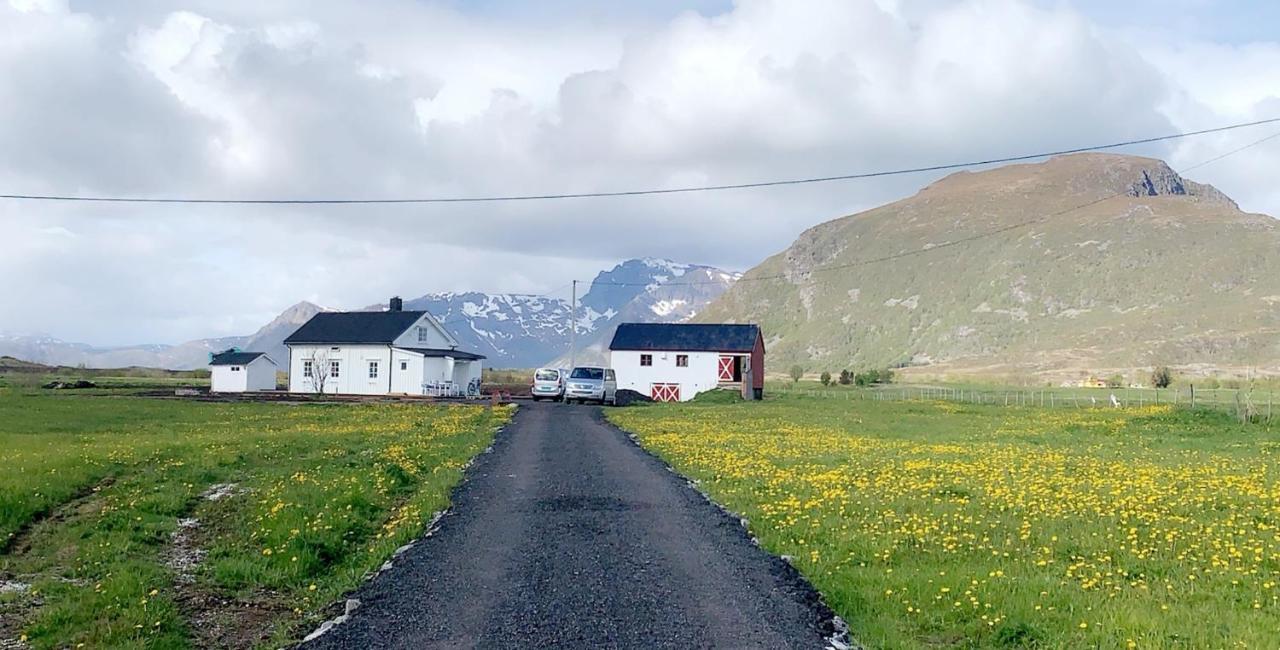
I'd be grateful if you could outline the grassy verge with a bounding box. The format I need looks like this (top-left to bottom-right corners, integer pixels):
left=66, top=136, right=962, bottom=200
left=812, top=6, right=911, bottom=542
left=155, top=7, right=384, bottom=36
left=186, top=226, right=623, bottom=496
left=609, top=394, right=1280, bottom=649
left=0, top=388, right=511, bottom=648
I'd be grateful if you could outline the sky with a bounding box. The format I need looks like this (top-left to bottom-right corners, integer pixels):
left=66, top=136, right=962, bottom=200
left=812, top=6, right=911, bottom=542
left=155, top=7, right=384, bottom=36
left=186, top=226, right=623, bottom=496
left=2, top=0, right=1279, bottom=346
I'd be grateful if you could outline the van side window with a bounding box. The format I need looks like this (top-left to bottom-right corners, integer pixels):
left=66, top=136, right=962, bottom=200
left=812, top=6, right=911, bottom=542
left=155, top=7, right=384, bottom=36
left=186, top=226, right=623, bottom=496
left=606, top=369, right=615, bottom=381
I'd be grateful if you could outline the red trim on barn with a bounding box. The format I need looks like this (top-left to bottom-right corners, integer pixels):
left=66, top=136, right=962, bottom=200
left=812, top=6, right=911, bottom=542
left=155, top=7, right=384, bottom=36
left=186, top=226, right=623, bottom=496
left=717, top=356, right=735, bottom=381
left=651, top=383, right=681, bottom=402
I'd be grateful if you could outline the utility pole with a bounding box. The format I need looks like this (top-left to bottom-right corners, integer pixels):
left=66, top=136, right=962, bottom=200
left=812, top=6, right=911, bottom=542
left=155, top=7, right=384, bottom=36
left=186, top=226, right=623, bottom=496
left=569, top=279, right=578, bottom=369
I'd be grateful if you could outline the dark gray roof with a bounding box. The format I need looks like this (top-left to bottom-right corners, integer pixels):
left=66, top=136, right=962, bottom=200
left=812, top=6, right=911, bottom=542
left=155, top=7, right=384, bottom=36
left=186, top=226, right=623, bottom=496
left=394, top=347, right=486, bottom=361
left=284, top=311, right=427, bottom=344
left=210, top=351, right=272, bottom=366
left=608, top=323, right=761, bottom=353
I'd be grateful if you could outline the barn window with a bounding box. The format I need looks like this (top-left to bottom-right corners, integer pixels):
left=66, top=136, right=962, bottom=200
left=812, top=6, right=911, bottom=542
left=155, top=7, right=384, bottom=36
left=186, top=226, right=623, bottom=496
left=640, top=354, right=652, bottom=366
left=303, top=360, right=313, bottom=377
left=676, top=355, right=688, bottom=367
left=400, top=361, right=408, bottom=371
left=330, top=360, right=341, bottom=378
left=231, top=366, right=241, bottom=372
left=418, top=326, right=429, bottom=342
left=368, top=361, right=379, bottom=379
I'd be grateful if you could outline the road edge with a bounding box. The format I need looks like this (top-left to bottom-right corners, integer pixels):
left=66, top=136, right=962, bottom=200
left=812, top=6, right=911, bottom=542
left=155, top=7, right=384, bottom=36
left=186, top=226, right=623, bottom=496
left=594, top=407, right=859, bottom=650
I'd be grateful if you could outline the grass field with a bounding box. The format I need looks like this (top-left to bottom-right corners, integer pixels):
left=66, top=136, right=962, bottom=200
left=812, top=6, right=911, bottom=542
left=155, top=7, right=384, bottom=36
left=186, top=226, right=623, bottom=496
left=610, top=395, right=1280, bottom=649
left=0, top=385, right=511, bottom=648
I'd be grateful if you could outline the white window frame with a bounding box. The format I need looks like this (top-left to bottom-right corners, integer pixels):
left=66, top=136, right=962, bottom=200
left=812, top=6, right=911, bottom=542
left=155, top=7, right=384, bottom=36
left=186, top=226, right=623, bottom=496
left=640, top=354, right=653, bottom=367
left=303, top=360, right=313, bottom=378
left=400, top=360, right=408, bottom=371
left=418, top=326, right=429, bottom=343
left=330, top=360, right=341, bottom=378
left=368, top=360, right=379, bottom=379
left=676, top=355, right=688, bottom=367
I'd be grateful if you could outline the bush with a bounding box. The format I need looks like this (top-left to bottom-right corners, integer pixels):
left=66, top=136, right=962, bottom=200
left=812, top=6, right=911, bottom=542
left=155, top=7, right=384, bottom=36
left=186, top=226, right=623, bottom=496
left=1106, top=374, right=1125, bottom=389
left=1151, top=366, right=1173, bottom=389
left=838, top=369, right=852, bottom=385
left=854, top=368, right=895, bottom=387
left=789, top=365, right=804, bottom=383
left=820, top=371, right=832, bottom=386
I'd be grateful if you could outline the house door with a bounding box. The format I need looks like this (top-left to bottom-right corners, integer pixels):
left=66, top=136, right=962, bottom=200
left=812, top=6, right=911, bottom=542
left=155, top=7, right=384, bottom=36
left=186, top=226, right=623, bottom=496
left=651, top=383, right=681, bottom=402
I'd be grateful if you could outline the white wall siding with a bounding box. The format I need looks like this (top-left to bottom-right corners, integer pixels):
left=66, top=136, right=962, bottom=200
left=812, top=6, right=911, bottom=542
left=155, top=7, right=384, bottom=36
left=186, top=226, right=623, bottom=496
left=211, top=357, right=277, bottom=393
left=288, top=345, right=391, bottom=395
left=211, top=365, right=248, bottom=392
left=610, top=350, right=723, bottom=401
left=391, top=314, right=456, bottom=349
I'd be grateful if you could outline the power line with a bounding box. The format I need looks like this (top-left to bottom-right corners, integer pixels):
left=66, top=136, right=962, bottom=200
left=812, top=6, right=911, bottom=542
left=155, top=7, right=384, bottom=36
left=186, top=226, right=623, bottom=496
left=2, top=117, right=1278, bottom=205
left=587, top=129, right=1280, bottom=288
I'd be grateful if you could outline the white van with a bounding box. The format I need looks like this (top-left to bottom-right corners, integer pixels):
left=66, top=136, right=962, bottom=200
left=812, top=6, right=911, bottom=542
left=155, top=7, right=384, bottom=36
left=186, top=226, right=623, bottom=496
left=531, top=367, right=568, bottom=401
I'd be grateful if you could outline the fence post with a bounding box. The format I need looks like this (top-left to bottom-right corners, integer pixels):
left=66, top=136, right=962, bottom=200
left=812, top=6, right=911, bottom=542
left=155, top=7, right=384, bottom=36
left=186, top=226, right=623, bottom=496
left=1190, top=384, right=1195, bottom=409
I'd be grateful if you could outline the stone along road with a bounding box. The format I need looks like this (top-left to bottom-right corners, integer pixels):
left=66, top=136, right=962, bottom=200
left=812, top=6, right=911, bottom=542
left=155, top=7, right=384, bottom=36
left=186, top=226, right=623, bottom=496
left=304, top=401, right=840, bottom=649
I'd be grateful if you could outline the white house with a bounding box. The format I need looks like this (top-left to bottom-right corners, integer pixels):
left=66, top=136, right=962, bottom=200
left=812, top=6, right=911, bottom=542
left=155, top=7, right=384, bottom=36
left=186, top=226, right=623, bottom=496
left=283, top=297, right=485, bottom=396
left=210, top=350, right=278, bottom=393
left=608, top=323, right=765, bottom=402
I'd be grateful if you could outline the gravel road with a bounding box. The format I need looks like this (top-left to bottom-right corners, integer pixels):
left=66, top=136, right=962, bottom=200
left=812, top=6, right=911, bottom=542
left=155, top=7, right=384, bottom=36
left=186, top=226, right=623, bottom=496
left=302, top=401, right=840, bottom=649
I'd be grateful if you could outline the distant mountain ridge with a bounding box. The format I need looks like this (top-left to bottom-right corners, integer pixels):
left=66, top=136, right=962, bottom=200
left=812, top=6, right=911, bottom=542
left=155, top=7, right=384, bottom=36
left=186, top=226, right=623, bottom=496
left=0, top=259, right=738, bottom=370
left=697, top=153, right=1280, bottom=380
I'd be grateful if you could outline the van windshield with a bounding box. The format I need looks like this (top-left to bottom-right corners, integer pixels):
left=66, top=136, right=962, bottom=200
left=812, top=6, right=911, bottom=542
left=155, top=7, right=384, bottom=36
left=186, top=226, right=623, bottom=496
left=535, top=369, right=559, bottom=381
left=570, top=368, right=604, bottom=380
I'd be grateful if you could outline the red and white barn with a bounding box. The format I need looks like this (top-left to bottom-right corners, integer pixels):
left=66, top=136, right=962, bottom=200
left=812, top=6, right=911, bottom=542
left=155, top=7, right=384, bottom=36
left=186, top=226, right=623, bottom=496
left=607, top=323, right=764, bottom=402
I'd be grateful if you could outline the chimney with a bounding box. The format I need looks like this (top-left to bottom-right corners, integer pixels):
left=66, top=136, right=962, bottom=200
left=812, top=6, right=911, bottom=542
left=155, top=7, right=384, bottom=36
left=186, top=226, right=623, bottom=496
left=389, top=296, right=403, bottom=312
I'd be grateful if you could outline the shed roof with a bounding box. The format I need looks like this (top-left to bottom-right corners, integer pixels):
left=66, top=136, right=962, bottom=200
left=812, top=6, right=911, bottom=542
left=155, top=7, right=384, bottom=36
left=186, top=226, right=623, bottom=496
left=284, top=311, right=427, bottom=344
left=210, top=350, right=273, bottom=366
left=608, top=323, right=761, bottom=353
left=394, top=347, right=486, bottom=361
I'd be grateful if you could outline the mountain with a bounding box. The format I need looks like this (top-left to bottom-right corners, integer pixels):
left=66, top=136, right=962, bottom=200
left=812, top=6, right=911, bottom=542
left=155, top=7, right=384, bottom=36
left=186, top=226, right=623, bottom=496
left=0, top=301, right=327, bottom=371
left=547, top=261, right=741, bottom=367
left=697, top=153, right=1280, bottom=381
left=0, top=260, right=735, bottom=370
left=397, top=259, right=740, bottom=368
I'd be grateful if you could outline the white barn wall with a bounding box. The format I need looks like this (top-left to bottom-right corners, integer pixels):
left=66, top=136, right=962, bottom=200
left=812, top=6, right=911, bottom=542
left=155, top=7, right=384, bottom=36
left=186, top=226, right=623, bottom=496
left=610, top=350, right=723, bottom=401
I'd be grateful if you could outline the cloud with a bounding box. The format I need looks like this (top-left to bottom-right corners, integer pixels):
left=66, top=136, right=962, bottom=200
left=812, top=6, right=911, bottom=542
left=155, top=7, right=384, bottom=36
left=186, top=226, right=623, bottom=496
left=1, top=0, right=1277, bottom=345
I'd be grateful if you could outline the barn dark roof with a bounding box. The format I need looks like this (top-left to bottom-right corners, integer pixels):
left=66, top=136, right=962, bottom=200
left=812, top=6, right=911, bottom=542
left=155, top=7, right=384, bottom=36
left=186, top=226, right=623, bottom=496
left=394, top=347, right=486, bottom=361
left=210, top=350, right=272, bottom=366
left=608, top=323, right=761, bottom=353
left=284, top=311, right=427, bottom=344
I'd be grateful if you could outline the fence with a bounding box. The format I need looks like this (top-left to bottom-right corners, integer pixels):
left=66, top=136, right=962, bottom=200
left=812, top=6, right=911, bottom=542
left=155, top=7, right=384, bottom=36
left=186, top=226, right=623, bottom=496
left=771, top=384, right=1279, bottom=423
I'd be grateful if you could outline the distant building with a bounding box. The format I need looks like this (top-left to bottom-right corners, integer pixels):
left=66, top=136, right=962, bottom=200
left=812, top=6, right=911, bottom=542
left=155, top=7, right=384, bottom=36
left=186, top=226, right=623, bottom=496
left=1079, top=376, right=1109, bottom=388
left=283, top=297, right=484, bottom=396
left=209, top=350, right=277, bottom=393
left=608, top=323, right=764, bottom=402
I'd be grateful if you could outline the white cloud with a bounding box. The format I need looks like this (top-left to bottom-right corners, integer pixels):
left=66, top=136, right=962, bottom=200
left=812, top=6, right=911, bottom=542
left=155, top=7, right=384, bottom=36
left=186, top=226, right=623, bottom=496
left=1, top=0, right=1277, bottom=345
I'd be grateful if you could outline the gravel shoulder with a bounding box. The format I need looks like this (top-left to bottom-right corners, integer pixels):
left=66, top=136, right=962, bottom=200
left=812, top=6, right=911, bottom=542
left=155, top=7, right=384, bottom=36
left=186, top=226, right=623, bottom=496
left=302, top=401, right=839, bottom=649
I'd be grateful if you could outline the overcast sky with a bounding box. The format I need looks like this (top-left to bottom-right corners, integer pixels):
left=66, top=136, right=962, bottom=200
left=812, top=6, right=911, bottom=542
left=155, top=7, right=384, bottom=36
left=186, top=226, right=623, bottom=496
left=3, top=0, right=1278, bottom=346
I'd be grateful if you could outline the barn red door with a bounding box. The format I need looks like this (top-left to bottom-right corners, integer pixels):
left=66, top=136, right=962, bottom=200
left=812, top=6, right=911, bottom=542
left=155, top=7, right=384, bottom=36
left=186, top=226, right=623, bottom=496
left=717, top=356, right=735, bottom=382
left=651, top=383, right=681, bottom=402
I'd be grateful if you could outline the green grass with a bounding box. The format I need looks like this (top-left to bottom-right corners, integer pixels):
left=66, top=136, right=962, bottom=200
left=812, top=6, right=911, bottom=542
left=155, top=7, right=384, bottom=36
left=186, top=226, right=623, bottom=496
left=610, top=394, right=1280, bottom=649
left=0, top=386, right=511, bottom=648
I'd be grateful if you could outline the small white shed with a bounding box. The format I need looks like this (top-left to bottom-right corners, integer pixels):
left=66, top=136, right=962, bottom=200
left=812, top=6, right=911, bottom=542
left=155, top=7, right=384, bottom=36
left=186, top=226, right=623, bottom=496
left=210, top=350, right=278, bottom=393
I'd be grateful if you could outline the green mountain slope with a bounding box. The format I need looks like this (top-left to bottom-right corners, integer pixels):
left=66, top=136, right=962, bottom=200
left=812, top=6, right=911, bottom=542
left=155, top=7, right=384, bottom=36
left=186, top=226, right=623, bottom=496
left=697, top=153, right=1280, bottom=381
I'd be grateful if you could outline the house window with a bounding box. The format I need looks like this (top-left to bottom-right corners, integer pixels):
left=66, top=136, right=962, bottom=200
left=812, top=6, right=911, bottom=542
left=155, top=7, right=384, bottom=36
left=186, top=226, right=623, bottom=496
left=303, top=360, right=313, bottom=377
left=400, top=361, right=408, bottom=371
left=676, top=355, right=688, bottom=367
left=231, top=366, right=241, bottom=372
left=640, top=354, right=653, bottom=366
left=330, top=360, right=341, bottom=378
left=368, top=361, right=379, bottom=379
left=418, top=326, right=429, bottom=343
